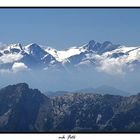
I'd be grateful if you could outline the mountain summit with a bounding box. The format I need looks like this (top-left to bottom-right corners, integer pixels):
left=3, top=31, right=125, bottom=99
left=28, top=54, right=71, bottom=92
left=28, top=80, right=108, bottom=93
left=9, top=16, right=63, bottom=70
left=0, top=83, right=140, bottom=132
left=0, top=83, right=53, bottom=132
left=0, top=40, right=140, bottom=74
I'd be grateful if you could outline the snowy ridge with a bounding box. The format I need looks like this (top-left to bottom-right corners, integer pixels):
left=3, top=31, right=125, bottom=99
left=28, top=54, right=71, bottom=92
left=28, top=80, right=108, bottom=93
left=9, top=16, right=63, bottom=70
left=0, top=40, right=140, bottom=75
left=45, top=45, right=87, bottom=62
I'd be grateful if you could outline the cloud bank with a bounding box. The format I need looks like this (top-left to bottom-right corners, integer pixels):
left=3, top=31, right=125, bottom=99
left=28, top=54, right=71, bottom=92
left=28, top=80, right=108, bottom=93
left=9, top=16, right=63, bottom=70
left=12, top=62, right=29, bottom=73
left=96, top=57, right=135, bottom=75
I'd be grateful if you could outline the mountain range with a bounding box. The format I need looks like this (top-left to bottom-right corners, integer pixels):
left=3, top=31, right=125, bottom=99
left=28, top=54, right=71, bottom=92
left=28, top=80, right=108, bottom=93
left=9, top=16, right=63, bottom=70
left=0, top=40, right=140, bottom=74
left=76, top=85, right=130, bottom=96
left=0, top=83, right=140, bottom=132
left=46, top=85, right=130, bottom=97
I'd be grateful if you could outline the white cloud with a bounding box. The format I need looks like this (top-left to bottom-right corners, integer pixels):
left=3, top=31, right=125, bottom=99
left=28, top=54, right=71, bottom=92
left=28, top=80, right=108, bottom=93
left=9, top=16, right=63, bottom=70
left=96, top=58, right=135, bottom=75
left=0, top=54, right=23, bottom=64
left=12, top=62, right=29, bottom=73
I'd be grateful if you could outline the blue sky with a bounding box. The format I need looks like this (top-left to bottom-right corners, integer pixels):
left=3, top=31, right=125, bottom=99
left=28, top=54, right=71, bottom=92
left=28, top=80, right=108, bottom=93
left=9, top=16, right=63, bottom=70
left=0, top=8, right=140, bottom=49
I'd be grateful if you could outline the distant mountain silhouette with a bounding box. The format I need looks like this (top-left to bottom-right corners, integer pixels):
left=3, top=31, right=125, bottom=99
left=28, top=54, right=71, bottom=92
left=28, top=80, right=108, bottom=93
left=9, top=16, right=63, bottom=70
left=76, top=85, right=130, bottom=96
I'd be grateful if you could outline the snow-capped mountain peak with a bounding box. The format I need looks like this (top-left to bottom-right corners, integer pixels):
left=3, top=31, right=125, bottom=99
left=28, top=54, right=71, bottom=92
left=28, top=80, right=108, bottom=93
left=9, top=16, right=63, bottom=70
left=83, top=40, right=96, bottom=51
left=24, top=43, right=44, bottom=54
left=46, top=45, right=86, bottom=62
left=82, top=40, right=119, bottom=54
left=0, top=40, right=140, bottom=75
left=2, top=43, right=23, bottom=54
left=0, top=43, right=24, bottom=65
left=9, top=43, right=23, bottom=50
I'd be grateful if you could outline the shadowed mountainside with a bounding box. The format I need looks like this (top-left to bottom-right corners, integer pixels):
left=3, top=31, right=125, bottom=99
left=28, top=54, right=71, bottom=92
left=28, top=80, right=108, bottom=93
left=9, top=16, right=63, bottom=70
left=0, top=83, right=140, bottom=132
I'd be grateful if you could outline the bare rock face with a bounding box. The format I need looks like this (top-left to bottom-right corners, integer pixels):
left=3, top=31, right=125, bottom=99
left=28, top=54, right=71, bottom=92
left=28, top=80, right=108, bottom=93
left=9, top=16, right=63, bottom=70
left=0, top=83, right=140, bottom=132
left=0, top=83, right=53, bottom=132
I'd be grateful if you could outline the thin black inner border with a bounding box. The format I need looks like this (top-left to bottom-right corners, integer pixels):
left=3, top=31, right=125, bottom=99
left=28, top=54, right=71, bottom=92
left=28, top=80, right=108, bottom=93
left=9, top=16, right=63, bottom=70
left=0, top=6, right=140, bottom=134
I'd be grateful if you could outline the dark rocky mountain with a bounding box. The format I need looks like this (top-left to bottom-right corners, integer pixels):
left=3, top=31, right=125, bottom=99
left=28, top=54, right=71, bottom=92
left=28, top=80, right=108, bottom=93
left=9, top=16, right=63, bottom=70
left=0, top=83, right=140, bottom=132
left=83, top=40, right=119, bottom=54
left=0, top=83, right=53, bottom=132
